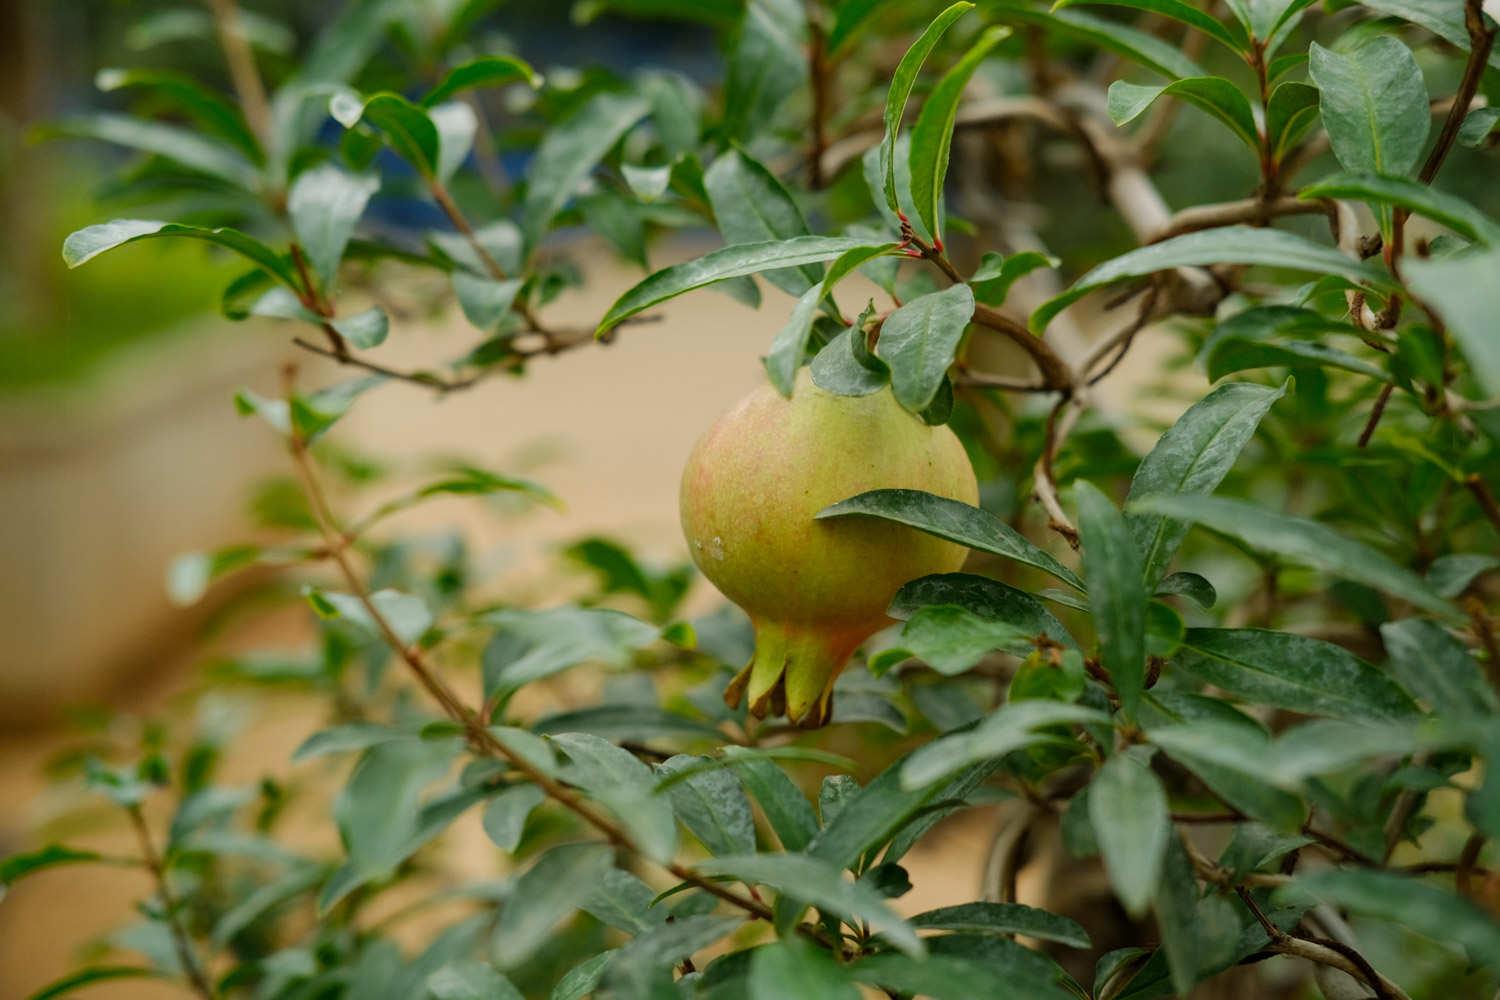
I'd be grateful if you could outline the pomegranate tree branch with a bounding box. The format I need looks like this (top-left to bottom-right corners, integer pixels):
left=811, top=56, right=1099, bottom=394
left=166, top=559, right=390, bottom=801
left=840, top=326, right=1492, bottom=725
left=808, top=14, right=830, bottom=189
left=1418, top=0, right=1496, bottom=187
left=206, top=0, right=272, bottom=147
left=280, top=382, right=776, bottom=924
left=128, top=806, right=217, bottom=1000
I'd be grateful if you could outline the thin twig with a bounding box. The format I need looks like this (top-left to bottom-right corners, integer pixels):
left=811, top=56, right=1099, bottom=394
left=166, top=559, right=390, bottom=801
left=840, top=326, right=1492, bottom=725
left=1467, top=476, right=1500, bottom=537
left=128, top=806, right=217, bottom=1000
left=1148, top=196, right=1325, bottom=243
left=1358, top=384, right=1395, bottom=448
left=1035, top=394, right=1082, bottom=548
left=1084, top=284, right=1160, bottom=386
left=807, top=15, right=830, bottom=189
left=1418, top=0, right=1496, bottom=187
left=206, top=0, right=272, bottom=147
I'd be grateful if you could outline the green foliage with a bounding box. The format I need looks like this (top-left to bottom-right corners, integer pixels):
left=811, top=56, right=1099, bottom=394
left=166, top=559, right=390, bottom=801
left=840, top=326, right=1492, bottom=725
left=21, top=0, right=1500, bottom=997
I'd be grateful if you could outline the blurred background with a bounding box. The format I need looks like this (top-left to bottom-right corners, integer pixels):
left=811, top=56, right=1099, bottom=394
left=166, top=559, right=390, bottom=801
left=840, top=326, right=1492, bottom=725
left=3, top=2, right=1496, bottom=996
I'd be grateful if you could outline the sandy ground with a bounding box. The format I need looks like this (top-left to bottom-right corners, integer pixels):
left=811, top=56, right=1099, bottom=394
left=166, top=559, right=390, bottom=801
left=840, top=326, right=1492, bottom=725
left=0, top=243, right=1172, bottom=998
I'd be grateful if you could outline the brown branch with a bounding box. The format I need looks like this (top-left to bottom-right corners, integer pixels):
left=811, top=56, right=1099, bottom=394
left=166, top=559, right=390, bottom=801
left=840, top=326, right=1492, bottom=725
left=1467, top=476, right=1500, bottom=537
left=280, top=384, right=776, bottom=924
left=1084, top=284, right=1160, bottom=386
left=128, top=806, right=217, bottom=1000
left=206, top=0, right=272, bottom=147
left=1148, top=196, right=1326, bottom=244
left=1269, top=935, right=1409, bottom=1000
left=1035, top=394, right=1082, bottom=548
left=1419, top=0, right=1497, bottom=187
left=1358, top=384, right=1395, bottom=448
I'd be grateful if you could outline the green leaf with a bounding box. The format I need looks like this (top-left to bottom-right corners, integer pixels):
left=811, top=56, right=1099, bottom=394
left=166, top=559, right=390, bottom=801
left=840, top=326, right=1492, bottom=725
left=1427, top=554, right=1499, bottom=598
left=522, top=90, right=650, bottom=246
left=1404, top=246, right=1500, bottom=399
left=874, top=284, right=977, bottom=412
left=817, top=489, right=1084, bottom=590
left=27, top=967, right=161, bottom=1000
left=1308, top=38, right=1429, bottom=180
left=482, top=606, right=660, bottom=697
left=1381, top=619, right=1499, bottom=718
left=1354, top=1, right=1500, bottom=70
left=46, top=112, right=259, bottom=187
left=891, top=574, right=1078, bottom=649
left=988, top=2, right=1204, bottom=79
left=596, top=236, right=876, bottom=334
left=331, top=307, right=388, bottom=349
left=764, top=246, right=897, bottom=396
left=427, top=961, right=523, bottom=1000
left=167, top=543, right=273, bottom=605
left=331, top=91, right=441, bottom=176
left=581, top=868, right=669, bottom=934
left=1126, top=379, right=1288, bottom=587
left=62, top=220, right=297, bottom=288
left=970, top=250, right=1058, bottom=306
left=492, top=843, right=615, bottom=967
left=1, top=845, right=103, bottom=887
left=1265, top=81, right=1320, bottom=163
left=1156, top=571, right=1216, bottom=609
left=656, top=755, right=757, bottom=856
left=480, top=784, right=545, bottom=852
left=212, top=863, right=325, bottom=945
left=550, top=952, right=614, bottom=1000
left=605, top=915, right=742, bottom=995
left=452, top=273, right=522, bottom=331
left=909, top=902, right=1091, bottom=948
left=881, top=2, right=975, bottom=214
left=720, top=746, right=820, bottom=851
left=533, top=704, right=721, bottom=742
left=1127, top=495, right=1458, bottom=619
left=430, top=102, right=477, bottom=184
left=1460, top=107, right=1500, bottom=148
left=902, top=700, right=1106, bottom=788
left=723, top=0, right=807, bottom=142
left=1106, top=77, right=1259, bottom=150
left=1154, top=838, right=1241, bottom=992
left=1200, top=308, right=1388, bottom=383
left=128, top=7, right=294, bottom=54
left=853, top=937, right=1077, bottom=1000
left=333, top=740, right=454, bottom=879
left=1299, top=172, right=1500, bottom=247
left=306, top=587, right=433, bottom=645
left=95, top=67, right=262, bottom=162
left=910, top=25, right=1011, bottom=242
left=750, top=938, right=859, bottom=1000
left=828, top=0, right=886, bottom=53
left=360, top=466, right=558, bottom=530
left=622, top=163, right=672, bottom=202
left=288, top=164, right=379, bottom=287
left=1275, top=870, right=1500, bottom=972
left=293, top=722, right=420, bottom=761
left=1054, top=0, right=1250, bottom=54
left=552, top=733, right=678, bottom=862
left=1076, top=481, right=1147, bottom=720
left=811, top=317, right=890, bottom=397
left=696, top=854, right=925, bottom=957
left=423, top=55, right=541, bottom=106
left=1089, top=752, right=1169, bottom=917
left=1031, top=226, right=1387, bottom=331
left=1173, top=628, right=1419, bottom=721
left=876, top=604, right=1033, bottom=676
left=704, top=148, right=820, bottom=296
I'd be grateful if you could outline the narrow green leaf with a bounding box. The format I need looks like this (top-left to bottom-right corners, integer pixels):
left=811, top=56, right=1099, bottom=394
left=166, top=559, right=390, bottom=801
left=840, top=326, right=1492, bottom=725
left=988, top=2, right=1204, bottom=78
left=1275, top=870, right=1500, bottom=972
left=522, top=91, right=650, bottom=246
left=596, top=236, right=874, bottom=334
left=704, top=148, right=821, bottom=296
left=96, top=67, right=262, bottom=162
left=423, top=55, right=541, bottom=106
left=720, top=746, right=820, bottom=851
left=878, top=604, right=1033, bottom=676
left=1054, top=0, right=1249, bottom=54
left=1089, top=752, right=1169, bottom=917
left=1, top=845, right=103, bottom=887
left=902, top=700, right=1106, bottom=788
left=875, top=284, right=977, bottom=412
left=891, top=573, right=1078, bottom=649
left=46, top=112, right=259, bottom=187
left=970, top=250, right=1058, bottom=306
left=481, top=784, right=545, bottom=852
left=811, top=308, right=890, bottom=397
left=482, top=606, right=659, bottom=697
left=1300, top=172, right=1500, bottom=246
left=828, top=0, right=886, bottom=53
left=1265, top=81, right=1320, bottom=162
left=881, top=2, right=975, bottom=213
left=723, top=0, right=807, bottom=142
left=1031, top=226, right=1387, bottom=331
left=1460, top=107, right=1500, bottom=148
left=656, top=754, right=757, bottom=857
left=331, top=91, right=441, bottom=175
left=1308, top=38, right=1429, bottom=179
left=305, top=587, right=433, bottom=645
left=750, top=939, right=859, bottom=1000
left=1126, top=379, right=1288, bottom=587
left=1200, top=308, right=1387, bottom=383
left=1076, top=481, right=1147, bottom=719
left=696, top=853, right=925, bottom=956
left=1403, top=246, right=1500, bottom=399
left=552, top=733, right=678, bottom=862
left=62, top=220, right=297, bottom=287
left=27, top=967, right=160, bottom=1000
left=1174, top=628, right=1419, bottom=721
left=1381, top=619, right=1499, bottom=718
left=1107, top=76, right=1259, bottom=150
left=853, top=936, right=1078, bottom=1000
left=1354, top=1, right=1500, bottom=70
left=492, top=843, right=615, bottom=967
left=288, top=164, right=379, bottom=287
left=452, top=273, right=522, bottom=331
left=817, top=488, right=1084, bottom=590
left=910, top=25, right=1011, bottom=241
left=762, top=285, right=826, bottom=397
left=910, top=902, right=1091, bottom=948
left=1127, top=494, right=1459, bottom=619
left=331, top=307, right=388, bottom=349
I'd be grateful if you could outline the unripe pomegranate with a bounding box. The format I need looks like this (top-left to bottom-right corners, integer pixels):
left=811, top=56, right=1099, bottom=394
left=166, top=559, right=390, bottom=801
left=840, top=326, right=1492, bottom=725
left=680, top=370, right=978, bottom=727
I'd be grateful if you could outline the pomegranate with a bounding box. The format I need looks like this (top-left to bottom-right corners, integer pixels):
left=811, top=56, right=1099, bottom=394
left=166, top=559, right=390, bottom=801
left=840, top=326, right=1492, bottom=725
left=680, top=369, right=979, bottom=726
